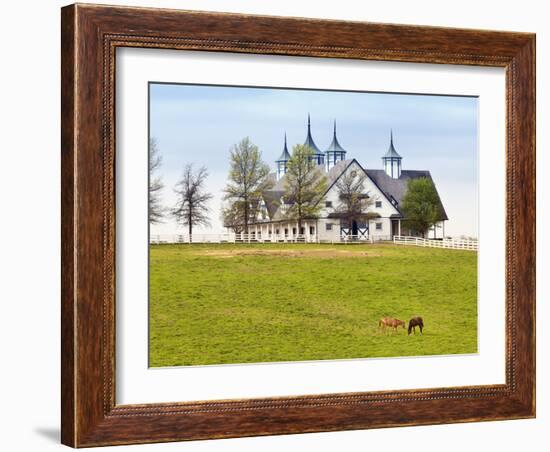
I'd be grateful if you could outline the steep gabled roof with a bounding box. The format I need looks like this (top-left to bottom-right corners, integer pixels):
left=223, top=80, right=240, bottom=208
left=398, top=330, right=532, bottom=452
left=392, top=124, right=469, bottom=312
left=262, top=159, right=397, bottom=221
left=322, top=159, right=399, bottom=216
left=324, top=158, right=353, bottom=187
left=261, top=161, right=448, bottom=223
left=365, top=169, right=448, bottom=221
left=262, top=160, right=329, bottom=220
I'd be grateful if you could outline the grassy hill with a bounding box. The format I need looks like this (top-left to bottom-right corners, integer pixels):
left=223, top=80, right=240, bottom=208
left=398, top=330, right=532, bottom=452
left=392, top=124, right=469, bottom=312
left=149, top=243, right=477, bottom=367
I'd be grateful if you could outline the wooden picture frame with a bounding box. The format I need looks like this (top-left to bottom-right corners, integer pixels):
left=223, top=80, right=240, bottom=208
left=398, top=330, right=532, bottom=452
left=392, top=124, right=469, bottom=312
left=61, top=3, right=535, bottom=447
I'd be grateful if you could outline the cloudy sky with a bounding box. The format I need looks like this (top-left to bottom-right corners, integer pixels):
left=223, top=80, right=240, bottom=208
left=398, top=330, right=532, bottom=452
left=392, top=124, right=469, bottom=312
left=149, top=83, right=478, bottom=238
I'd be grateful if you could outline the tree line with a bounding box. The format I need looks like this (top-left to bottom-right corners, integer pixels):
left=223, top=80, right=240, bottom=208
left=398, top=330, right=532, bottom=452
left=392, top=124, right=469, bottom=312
left=149, top=137, right=443, bottom=237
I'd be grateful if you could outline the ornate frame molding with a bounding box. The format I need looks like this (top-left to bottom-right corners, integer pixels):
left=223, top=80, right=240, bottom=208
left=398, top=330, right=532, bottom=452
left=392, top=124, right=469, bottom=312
left=61, top=4, right=535, bottom=447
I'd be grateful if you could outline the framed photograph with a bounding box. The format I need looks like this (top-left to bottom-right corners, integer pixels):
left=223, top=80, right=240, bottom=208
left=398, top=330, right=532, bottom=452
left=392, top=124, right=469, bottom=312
left=61, top=3, right=535, bottom=447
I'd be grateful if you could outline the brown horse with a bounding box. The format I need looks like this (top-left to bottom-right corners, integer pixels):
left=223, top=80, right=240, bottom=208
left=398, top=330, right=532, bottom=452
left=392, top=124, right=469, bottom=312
left=408, top=317, right=424, bottom=335
left=378, top=317, right=406, bottom=333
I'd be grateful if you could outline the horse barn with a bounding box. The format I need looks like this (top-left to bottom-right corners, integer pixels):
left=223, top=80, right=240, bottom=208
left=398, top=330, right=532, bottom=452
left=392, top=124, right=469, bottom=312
left=248, top=117, right=448, bottom=242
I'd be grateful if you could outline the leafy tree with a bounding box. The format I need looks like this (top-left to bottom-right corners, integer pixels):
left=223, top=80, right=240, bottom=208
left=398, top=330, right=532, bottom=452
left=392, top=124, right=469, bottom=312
left=149, top=138, right=164, bottom=224
left=401, top=177, right=443, bottom=237
left=282, top=144, right=328, bottom=232
left=334, top=169, right=378, bottom=230
left=221, top=201, right=246, bottom=234
left=172, top=164, right=213, bottom=238
left=223, top=137, right=272, bottom=233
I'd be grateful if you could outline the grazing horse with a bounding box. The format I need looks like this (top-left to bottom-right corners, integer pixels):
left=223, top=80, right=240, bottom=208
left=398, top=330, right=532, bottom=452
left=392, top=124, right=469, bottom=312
left=378, top=317, right=406, bottom=333
left=408, top=317, right=424, bottom=335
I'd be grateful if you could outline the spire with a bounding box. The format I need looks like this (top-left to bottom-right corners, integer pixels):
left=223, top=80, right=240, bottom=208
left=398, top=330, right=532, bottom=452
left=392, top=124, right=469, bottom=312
left=303, top=114, right=322, bottom=155
left=383, top=128, right=401, bottom=159
left=325, top=120, right=347, bottom=154
left=325, top=119, right=347, bottom=171
left=276, top=132, right=291, bottom=181
left=276, top=132, right=291, bottom=162
left=382, top=129, right=402, bottom=178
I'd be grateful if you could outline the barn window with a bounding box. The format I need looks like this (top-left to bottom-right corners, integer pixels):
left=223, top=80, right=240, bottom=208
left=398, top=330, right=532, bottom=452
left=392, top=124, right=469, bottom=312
left=376, top=223, right=383, bottom=230
left=375, top=201, right=382, bottom=208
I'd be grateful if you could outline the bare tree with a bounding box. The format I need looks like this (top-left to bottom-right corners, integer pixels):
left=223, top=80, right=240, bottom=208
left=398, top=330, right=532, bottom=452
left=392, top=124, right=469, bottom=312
left=172, top=164, right=213, bottom=238
left=334, top=169, right=378, bottom=231
left=283, top=144, right=328, bottom=232
left=223, top=137, right=272, bottom=233
left=149, top=138, right=164, bottom=224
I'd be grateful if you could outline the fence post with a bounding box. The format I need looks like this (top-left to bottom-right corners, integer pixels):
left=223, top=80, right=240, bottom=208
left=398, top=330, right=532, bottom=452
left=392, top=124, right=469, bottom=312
left=148, top=233, right=478, bottom=250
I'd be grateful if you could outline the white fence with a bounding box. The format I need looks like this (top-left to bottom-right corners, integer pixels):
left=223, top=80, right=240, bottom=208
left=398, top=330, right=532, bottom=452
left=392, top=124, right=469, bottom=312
left=149, top=234, right=476, bottom=249
left=393, top=235, right=478, bottom=251
left=149, top=233, right=391, bottom=244
left=150, top=233, right=319, bottom=244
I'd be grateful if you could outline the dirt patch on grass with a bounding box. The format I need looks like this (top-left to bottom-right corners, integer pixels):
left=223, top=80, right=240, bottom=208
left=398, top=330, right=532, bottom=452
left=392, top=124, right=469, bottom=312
left=193, top=248, right=381, bottom=258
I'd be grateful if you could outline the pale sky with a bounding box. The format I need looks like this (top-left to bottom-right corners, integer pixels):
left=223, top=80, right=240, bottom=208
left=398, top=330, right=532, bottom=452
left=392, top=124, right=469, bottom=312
left=149, top=83, right=478, bottom=238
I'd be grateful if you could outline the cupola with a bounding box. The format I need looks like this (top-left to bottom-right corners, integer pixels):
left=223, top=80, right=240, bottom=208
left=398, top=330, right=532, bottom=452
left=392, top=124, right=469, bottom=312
left=275, top=133, right=291, bottom=180
left=303, top=114, right=324, bottom=166
left=382, top=130, right=402, bottom=179
left=325, top=120, right=347, bottom=170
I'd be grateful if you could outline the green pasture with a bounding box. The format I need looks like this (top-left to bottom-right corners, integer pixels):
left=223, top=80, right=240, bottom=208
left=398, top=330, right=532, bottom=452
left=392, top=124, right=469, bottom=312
left=149, top=243, right=477, bottom=367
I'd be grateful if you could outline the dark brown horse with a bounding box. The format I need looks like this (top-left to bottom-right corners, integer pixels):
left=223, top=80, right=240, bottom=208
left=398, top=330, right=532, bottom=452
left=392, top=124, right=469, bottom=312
left=408, top=317, right=424, bottom=335
left=379, top=317, right=406, bottom=333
